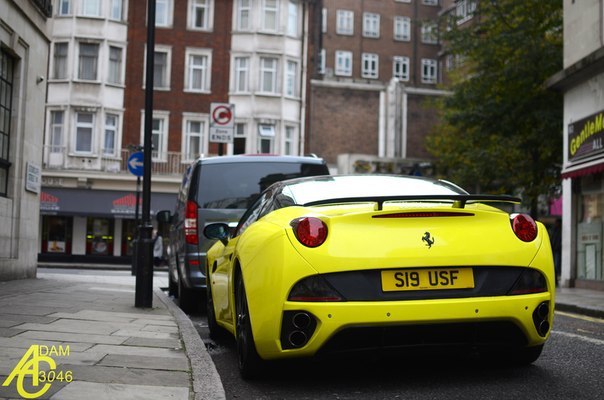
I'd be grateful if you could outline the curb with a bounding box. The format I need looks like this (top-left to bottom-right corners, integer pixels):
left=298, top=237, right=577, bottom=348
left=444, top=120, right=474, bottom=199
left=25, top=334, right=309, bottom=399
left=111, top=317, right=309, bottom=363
left=555, top=303, right=604, bottom=320
left=154, top=288, right=226, bottom=400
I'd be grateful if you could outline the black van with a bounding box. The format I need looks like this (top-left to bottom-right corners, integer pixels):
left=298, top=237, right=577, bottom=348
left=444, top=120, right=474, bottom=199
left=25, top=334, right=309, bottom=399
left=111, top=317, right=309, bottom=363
left=159, top=155, right=329, bottom=312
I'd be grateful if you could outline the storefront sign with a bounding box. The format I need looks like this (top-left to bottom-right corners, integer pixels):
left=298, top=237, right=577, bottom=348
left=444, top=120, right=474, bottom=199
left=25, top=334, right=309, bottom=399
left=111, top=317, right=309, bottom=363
left=569, top=110, right=604, bottom=161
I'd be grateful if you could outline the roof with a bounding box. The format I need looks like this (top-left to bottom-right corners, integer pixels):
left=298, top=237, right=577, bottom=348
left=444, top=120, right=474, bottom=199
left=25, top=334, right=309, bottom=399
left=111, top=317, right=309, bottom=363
left=197, top=154, right=326, bottom=165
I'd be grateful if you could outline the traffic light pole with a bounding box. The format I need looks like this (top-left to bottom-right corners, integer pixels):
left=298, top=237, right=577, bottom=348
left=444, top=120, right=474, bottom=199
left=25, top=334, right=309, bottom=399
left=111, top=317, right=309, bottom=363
left=135, top=0, right=156, bottom=308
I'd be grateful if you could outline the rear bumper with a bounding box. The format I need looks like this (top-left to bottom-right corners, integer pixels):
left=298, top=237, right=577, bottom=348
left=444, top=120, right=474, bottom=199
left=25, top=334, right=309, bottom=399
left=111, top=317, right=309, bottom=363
left=255, top=292, right=553, bottom=360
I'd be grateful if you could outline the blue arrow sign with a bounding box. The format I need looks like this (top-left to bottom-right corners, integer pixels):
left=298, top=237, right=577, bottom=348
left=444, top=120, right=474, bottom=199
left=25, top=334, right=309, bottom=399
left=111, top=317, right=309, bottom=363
left=127, top=152, right=144, bottom=177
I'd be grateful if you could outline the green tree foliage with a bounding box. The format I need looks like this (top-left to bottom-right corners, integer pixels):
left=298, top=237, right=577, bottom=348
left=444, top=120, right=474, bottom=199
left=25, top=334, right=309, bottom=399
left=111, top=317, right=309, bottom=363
left=426, top=0, right=563, bottom=215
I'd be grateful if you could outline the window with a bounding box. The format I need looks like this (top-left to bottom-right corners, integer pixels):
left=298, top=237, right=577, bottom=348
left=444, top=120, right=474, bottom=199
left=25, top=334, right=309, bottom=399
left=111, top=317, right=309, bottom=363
left=58, top=0, right=71, bottom=15
left=80, top=0, right=101, bottom=17
left=258, top=124, right=274, bottom=153
left=234, top=123, right=246, bottom=154
left=186, top=50, right=211, bottom=92
left=394, top=16, right=411, bottom=41
left=322, top=8, right=327, bottom=33
left=421, top=59, right=437, bottom=84
left=75, top=112, right=94, bottom=153
left=421, top=22, right=438, bottom=44
left=336, top=10, right=354, bottom=35
left=335, top=50, right=352, bottom=76
left=234, top=57, right=249, bottom=92
left=423, top=0, right=439, bottom=5
left=150, top=115, right=168, bottom=160
left=393, top=56, right=410, bottom=81
left=237, top=0, right=251, bottom=30
left=285, top=60, right=298, bottom=97
left=78, top=43, right=99, bottom=81
left=184, top=119, right=205, bottom=161
left=50, top=111, right=65, bottom=153
left=287, top=1, right=298, bottom=36
left=0, top=49, right=14, bottom=197
left=262, top=0, right=279, bottom=31
left=110, top=0, right=123, bottom=20
left=260, top=57, right=278, bottom=93
left=318, top=49, right=326, bottom=74
left=363, top=13, right=380, bottom=38
left=153, top=49, right=170, bottom=89
left=108, top=46, right=123, bottom=85
left=362, top=53, right=379, bottom=79
left=189, top=0, right=212, bottom=30
left=53, top=43, right=69, bottom=80
left=284, top=126, right=295, bottom=155
left=156, top=0, right=173, bottom=27
left=103, top=114, right=118, bottom=156
left=456, top=0, right=476, bottom=24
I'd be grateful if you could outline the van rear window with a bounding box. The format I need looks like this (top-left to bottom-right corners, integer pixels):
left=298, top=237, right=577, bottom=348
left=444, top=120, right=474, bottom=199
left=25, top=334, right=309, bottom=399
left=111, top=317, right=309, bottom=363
left=197, top=162, right=328, bottom=209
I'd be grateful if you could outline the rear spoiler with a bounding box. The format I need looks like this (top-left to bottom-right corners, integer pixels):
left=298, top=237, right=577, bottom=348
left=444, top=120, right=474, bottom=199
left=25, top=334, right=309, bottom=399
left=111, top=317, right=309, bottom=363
left=303, top=195, right=521, bottom=211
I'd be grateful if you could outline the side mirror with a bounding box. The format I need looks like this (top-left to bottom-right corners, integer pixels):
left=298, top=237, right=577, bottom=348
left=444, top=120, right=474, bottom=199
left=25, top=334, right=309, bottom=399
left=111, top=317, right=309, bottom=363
left=156, top=210, right=172, bottom=224
left=203, top=223, right=230, bottom=245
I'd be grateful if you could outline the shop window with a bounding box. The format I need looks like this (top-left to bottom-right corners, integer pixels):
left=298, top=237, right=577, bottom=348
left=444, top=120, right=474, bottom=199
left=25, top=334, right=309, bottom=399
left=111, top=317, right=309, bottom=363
left=578, top=190, right=604, bottom=281
left=86, top=217, right=114, bottom=256
left=122, top=219, right=138, bottom=256
left=41, top=216, right=73, bottom=254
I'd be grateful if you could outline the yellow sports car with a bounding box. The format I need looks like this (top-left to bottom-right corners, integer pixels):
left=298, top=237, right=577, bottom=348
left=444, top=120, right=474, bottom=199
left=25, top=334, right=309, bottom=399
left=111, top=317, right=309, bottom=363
left=203, top=175, right=554, bottom=378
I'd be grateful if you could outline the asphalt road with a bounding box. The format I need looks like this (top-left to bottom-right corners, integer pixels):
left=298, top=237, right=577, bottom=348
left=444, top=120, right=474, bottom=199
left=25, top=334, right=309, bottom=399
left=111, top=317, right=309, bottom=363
left=188, top=308, right=604, bottom=400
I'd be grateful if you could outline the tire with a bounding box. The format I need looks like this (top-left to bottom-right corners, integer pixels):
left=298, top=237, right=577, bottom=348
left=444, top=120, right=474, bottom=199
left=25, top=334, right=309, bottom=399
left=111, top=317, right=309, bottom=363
left=235, top=272, right=264, bottom=379
left=168, top=271, right=178, bottom=298
left=514, top=344, right=544, bottom=365
left=178, top=271, right=196, bottom=314
left=206, top=264, right=226, bottom=341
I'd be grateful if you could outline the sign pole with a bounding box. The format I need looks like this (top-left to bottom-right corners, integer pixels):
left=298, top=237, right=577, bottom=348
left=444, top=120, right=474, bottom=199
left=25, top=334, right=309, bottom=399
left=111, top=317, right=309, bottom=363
left=135, top=0, right=156, bottom=308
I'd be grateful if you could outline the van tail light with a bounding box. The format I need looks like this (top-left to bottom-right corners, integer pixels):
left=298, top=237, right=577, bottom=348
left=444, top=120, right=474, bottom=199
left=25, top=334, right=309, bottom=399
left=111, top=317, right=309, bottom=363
left=510, top=213, right=538, bottom=242
left=185, top=200, right=199, bottom=245
left=290, top=217, right=328, bottom=248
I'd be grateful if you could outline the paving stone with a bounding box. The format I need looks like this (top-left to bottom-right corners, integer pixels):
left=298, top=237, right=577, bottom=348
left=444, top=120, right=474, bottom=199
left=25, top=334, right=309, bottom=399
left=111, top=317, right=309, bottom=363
left=111, top=329, right=177, bottom=340
left=0, top=374, right=68, bottom=399
left=140, top=325, right=178, bottom=334
left=0, top=305, right=66, bottom=316
left=85, top=344, right=186, bottom=359
left=0, top=327, right=26, bottom=338
left=49, top=381, right=189, bottom=400
left=98, top=354, right=189, bottom=372
left=0, top=314, right=59, bottom=325
left=59, top=364, right=189, bottom=386
left=0, top=337, right=92, bottom=352
left=47, top=311, right=135, bottom=323
left=15, top=319, right=124, bottom=335
left=15, top=330, right=128, bottom=346
left=122, top=336, right=181, bottom=349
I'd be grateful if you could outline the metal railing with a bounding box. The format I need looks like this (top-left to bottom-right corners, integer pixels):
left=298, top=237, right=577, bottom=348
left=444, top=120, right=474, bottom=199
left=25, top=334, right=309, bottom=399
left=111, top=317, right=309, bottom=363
left=42, top=146, right=194, bottom=176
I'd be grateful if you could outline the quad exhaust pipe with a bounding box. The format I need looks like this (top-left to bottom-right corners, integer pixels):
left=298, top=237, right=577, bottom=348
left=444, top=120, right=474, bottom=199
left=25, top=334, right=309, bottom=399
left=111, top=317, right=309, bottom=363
left=281, top=311, right=317, bottom=350
left=532, top=301, right=551, bottom=337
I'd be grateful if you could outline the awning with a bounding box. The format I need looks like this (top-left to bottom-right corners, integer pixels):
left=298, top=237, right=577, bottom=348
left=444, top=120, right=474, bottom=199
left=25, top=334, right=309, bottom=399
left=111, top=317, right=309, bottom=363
left=40, top=188, right=176, bottom=218
left=561, top=159, right=604, bottom=180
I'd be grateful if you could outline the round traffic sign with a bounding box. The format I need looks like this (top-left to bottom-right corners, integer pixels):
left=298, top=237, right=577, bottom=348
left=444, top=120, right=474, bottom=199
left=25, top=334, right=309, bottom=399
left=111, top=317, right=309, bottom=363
left=212, top=105, right=232, bottom=126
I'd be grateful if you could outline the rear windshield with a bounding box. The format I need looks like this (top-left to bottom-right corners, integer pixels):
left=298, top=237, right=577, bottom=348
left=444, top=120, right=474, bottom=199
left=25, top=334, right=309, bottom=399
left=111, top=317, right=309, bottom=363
left=197, top=162, right=328, bottom=209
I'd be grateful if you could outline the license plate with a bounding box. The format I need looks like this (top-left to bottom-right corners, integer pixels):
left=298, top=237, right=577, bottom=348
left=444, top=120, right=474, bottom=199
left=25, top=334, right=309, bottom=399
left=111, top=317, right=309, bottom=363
left=381, top=268, right=474, bottom=292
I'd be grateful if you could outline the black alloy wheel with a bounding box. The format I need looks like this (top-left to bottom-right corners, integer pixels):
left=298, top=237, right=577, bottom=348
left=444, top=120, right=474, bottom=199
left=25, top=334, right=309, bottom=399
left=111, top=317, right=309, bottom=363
left=235, top=272, right=263, bottom=379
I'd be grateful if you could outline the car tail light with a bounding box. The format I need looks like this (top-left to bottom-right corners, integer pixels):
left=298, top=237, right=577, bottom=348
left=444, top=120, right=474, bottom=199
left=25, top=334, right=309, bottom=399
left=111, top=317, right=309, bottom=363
left=510, top=213, right=538, bottom=242
left=508, top=269, right=547, bottom=295
left=185, top=200, right=199, bottom=245
left=290, top=217, right=328, bottom=248
left=288, top=275, right=344, bottom=302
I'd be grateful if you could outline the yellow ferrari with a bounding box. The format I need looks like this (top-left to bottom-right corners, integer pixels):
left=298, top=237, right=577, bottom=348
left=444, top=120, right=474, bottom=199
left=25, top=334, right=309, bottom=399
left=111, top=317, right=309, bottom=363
left=203, top=175, right=555, bottom=378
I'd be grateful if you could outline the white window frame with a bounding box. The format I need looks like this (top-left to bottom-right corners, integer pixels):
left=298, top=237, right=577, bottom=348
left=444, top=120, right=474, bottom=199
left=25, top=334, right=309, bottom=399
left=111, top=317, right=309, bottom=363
left=421, top=22, right=438, bottom=44
left=188, top=0, right=214, bottom=31
left=50, top=110, right=65, bottom=153
left=287, top=1, right=299, bottom=37
left=284, top=60, right=298, bottom=97
left=236, top=0, right=251, bottom=30
left=318, top=49, right=326, bottom=74
left=259, top=56, right=279, bottom=94
left=75, top=111, right=95, bottom=154
left=394, top=16, right=411, bottom=41
left=423, top=0, right=439, bottom=6
left=146, top=46, right=172, bottom=90
left=80, top=0, right=101, bottom=17
left=77, top=42, right=99, bottom=81
left=110, top=0, right=123, bottom=21
left=363, top=12, right=380, bottom=38
left=234, top=122, right=247, bottom=154
left=393, top=56, right=410, bottom=81
left=141, top=112, right=170, bottom=161
left=185, top=48, right=212, bottom=93
left=233, top=56, right=250, bottom=93
left=257, top=124, right=275, bottom=154
left=182, top=116, right=206, bottom=162
left=322, top=8, right=327, bottom=33
left=103, top=113, right=119, bottom=157
left=58, top=0, right=71, bottom=16
left=155, top=0, right=174, bottom=28
left=284, top=125, right=296, bottom=155
left=361, top=53, right=379, bottom=79
left=52, top=42, right=69, bottom=80
left=421, top=58, right=438, bottom=84
left=456, top=0, right=476, bottom=25
left=336, top=10, right=354, bottom=35
left=262, top=0, right=279, bottom=32
left=107, top=45, right=124, bottom=85
left=335, top=50, right=352, bottom=77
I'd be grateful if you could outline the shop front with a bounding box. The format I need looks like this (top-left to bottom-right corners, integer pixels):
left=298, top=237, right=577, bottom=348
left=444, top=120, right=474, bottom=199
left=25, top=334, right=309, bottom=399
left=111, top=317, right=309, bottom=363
left=562, top=109, right=604, bottom=290
left=39, top=188, right=175, bottom=265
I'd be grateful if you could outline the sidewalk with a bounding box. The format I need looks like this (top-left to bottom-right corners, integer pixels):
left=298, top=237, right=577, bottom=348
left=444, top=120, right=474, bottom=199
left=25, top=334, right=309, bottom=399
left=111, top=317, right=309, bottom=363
left=0, top=269, right=225, bottom=400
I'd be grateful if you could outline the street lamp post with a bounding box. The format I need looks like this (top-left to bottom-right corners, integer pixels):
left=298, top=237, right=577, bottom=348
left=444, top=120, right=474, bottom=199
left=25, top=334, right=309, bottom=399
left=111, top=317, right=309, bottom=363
left=135, top=0, right=156, bottom=308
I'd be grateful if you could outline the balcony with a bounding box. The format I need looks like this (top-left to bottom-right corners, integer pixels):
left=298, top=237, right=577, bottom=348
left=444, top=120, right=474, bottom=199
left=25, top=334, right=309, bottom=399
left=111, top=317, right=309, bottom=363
left=42, top=146, right=194, bottom=176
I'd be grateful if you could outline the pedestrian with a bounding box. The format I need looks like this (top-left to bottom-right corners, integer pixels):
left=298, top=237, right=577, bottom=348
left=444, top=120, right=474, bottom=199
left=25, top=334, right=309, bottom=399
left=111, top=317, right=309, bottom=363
left=550, top=218, right=562, bottom=286
left=153, top=229, right=164, bottom=267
